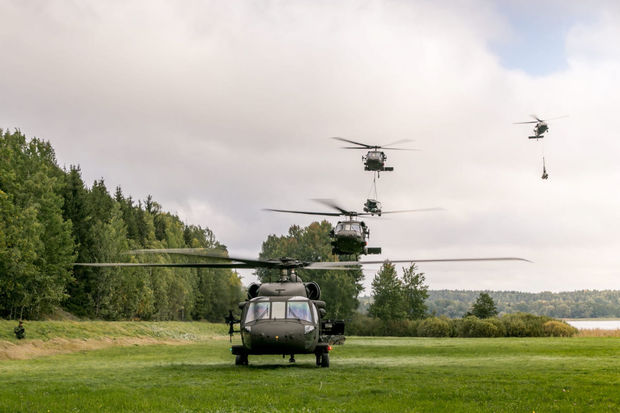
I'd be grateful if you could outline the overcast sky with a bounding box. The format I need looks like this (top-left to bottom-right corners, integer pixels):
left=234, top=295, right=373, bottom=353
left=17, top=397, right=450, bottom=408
left=2, top=0, right=619, bottom=293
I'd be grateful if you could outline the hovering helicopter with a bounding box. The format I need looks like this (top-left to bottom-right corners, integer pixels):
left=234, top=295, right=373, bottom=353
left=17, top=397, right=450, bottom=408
left=265, top=199, right=441, bottom=256
left=76, top=249, right=529, bottom=367
left=513, top=115, right=568, bottom=139
left=331, top=137, right=416, bottom=176
left=514, top=115, right=567, bottom=179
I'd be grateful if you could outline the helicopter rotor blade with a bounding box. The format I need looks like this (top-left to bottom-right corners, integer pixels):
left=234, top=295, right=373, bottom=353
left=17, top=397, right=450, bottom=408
left=379, top=207, right=445, bottom=214
left=530, top=114, right=543, bottom=122
left=380, top=139, right=414, bottom=147
left=542, top=115, right=569, bottom=122
left=327, top=257, right=532, bottom=266
left=305, top=262, right=362, bottom=270
left=377, top=147, right=420, bottom=151
left=74, top=262, right=257, bottom=269
left=311, top=199, right=355, bottom=216
left=331, top=137, right=372, bottom=148
left=513, top=121, right=538, bottom=124
left=263, top=208, right=342, bottom=217
left=125, top=248, right=276, bottom=267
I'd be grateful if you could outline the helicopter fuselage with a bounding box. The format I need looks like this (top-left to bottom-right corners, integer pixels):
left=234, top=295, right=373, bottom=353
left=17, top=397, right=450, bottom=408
left=363, top=150, right=393, bottom=172
left=231, top=277, right=336, bottom=366
left=329, top=219, right=381, bottom=255
left=529, top=122, right=549, bottom=139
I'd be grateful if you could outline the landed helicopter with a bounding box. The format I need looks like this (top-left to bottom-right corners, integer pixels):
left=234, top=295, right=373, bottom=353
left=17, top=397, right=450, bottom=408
left=76, top=250, right=529, bottom=367
left=331, top=137, right=416, bottom=176
left=513, top=115, right=568, bottom=140
left=265, top=199, right=441, bottom=255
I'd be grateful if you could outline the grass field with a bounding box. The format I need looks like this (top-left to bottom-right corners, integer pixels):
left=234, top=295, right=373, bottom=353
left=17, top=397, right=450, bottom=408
left=1, top=323, right=619, bottom=412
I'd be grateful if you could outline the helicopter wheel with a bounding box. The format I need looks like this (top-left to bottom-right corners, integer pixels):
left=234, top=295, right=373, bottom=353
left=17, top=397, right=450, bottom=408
left=320, top=353, right=330, bottom=368
left=315, top=353, right=321, bottom=366
left=235, top=354, right=248, bottom=366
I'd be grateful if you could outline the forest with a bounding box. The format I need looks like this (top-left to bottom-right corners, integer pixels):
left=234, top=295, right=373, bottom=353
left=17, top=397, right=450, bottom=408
left=425, top=289, right=620, bottom=318
left=0, top=129, right=243, bottom=321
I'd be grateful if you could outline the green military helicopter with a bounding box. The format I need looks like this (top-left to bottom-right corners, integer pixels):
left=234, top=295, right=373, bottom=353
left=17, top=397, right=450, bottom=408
left=331, top=137, right=417, bottom=177
left=76, top=249, right=529, bottom=367
left=265, top=199, right=441, bottom=256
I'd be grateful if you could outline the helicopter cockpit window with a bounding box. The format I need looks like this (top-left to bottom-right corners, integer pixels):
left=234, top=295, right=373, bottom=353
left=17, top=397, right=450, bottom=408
left=350, top=223, right=361, bottom=232
left=271, top=301, right=286, bottom=319
left=245, top=301, right=270, bottom=323
left=287, top=301, right=312, bottom=322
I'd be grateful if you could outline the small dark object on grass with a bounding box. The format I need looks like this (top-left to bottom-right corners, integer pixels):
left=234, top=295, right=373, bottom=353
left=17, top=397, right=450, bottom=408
left=14, top=320, right=25, bottom=340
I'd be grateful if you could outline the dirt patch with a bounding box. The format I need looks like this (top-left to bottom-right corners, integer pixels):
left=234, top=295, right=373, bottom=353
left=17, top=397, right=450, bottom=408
left=0, top=337, right=193, bottom=360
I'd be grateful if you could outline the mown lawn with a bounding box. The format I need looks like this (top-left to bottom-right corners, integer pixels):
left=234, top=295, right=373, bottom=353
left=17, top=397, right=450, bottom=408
left=0, top=332, right=618, bottom=412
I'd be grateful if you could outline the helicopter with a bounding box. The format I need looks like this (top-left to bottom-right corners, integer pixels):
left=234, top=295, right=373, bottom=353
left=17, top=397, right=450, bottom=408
left=265, top=199, right=441, bottom=256
left=76, top=249, right=530, bottom=367
left=331, top=137, right=416, bottom=176
left=513, top=115, right=568, bottom=139
left=514, top=115, right=567, bottom=179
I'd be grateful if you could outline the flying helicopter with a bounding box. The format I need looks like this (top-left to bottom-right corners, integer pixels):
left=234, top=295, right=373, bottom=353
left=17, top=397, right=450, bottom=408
left=331, top=137, right=417, bottom=176
left=513, top=115, right=568, bottom=140
left=514, top=114, right=567, bottom=179
left=265, top=199, right=441, bottom=256
left=76, top=249, right=530, bottom=367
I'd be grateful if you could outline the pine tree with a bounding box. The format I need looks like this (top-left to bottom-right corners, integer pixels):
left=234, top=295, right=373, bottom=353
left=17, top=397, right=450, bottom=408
left=368, top=261, right=406, bottom=321
left=468, top=292, right=498, bottom=319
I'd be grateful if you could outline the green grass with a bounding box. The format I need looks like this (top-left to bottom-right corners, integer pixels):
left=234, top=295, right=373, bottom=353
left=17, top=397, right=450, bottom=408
left=0, top=320, right=227, bottom=342
left=1, top=325, right=619, bottom=412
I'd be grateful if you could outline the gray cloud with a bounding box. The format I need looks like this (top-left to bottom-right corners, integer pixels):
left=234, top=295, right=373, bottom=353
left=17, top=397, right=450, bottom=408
left=1, top=1, right=619, bottom=292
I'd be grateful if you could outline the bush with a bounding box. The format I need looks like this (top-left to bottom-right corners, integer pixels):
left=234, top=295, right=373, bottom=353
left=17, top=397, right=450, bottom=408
left=417, top=317, right=451, bottom=337
left=347, top=314, right=384, bottom=336
left=501, top=313, right=552, bottom=337
left=459, top=316, right=504, bottom=337
left=543, top=320, right=578, bottom=337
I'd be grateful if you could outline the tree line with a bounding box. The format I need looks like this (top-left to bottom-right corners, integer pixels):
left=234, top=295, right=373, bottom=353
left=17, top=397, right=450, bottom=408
left=424, top=289, right=620, bottom=318
left=1, top=129, right=243, bottom=320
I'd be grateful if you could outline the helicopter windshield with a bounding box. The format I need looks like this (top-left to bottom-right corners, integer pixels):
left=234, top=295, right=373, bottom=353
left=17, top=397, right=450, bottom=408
left=245, top=301, right=270, bottom=323
left=367, top=151, right=382, bottom=160
left=337, top=222, right=361, bottom=232
left=245, top=299, right=313, bottom=323
left=287, top=301, right=312, bottom=322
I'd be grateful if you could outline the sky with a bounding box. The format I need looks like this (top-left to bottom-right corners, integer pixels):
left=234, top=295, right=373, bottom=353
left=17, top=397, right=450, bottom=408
left=2, top=0, right=620, bottom=293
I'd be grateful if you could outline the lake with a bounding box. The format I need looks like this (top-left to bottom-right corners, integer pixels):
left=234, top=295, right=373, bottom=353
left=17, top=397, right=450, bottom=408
left=565, top=320, right=620, bottom=330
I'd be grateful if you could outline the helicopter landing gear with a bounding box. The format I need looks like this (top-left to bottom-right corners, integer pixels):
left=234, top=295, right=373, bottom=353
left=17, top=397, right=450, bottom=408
left=235, top=353, right=248, bottom=366
left=315, top=352, right=330, bottom=368
left=289, top=354, right=296, bottom=363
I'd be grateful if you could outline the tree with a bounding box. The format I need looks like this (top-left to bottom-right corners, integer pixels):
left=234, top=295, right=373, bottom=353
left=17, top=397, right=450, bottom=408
left=402, top=263, right=429, bottom=319
left=368, top=261, right=406, bottom=321
left=467, top=292, right=498, bottom=319
left=258, top=221, right=363, bottom=318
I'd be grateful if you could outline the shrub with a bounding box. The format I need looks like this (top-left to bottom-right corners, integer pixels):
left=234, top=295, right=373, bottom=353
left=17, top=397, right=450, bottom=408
left=501, top=313, right=552, bottom=337
left=543, top=320, right=578, bottom=337
left=347, top=314, right=384, bottom=336
left=458, top=316, right=504, bottom=337
left=417, top=317, right=451, bottom=337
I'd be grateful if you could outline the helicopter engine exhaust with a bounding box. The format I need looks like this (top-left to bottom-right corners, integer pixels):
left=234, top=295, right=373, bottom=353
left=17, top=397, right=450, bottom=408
left=304, top=281, right=321, bottom=300
left=247, top=283, right=261, bottom=299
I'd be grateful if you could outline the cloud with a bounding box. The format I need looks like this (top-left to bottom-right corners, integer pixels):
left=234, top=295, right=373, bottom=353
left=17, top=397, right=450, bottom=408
left=1, top=1, right=619, bottom=292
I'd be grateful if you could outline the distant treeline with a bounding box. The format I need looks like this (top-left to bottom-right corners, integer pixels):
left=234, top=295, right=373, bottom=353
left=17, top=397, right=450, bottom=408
left=1, top=129, right=243, bottom=320
left=348, top=313, right=578, bottom=338
left=360, top=290, right=620, bottom=318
